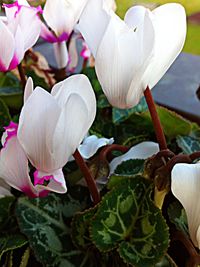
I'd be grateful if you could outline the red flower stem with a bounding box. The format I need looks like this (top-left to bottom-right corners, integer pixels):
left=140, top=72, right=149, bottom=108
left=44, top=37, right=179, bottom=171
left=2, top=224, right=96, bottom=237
left=18, top=63, right=27, bottom=89
left=144, top=86, right=167, bottom=150
left=73, top=149, right=100, bottom=205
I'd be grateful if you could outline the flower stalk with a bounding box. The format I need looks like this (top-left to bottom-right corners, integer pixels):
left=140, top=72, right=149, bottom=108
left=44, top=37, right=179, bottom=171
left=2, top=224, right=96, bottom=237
left=18, top=63, right=27, bottom=89
left=144, top=86, right=167, bottom=150
left=73, top=149, right=100, bottom=205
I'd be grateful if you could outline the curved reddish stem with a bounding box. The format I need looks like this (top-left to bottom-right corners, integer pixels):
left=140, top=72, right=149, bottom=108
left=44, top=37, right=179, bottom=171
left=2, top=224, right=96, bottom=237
left=18, top=63, right=26, bottom=89
left=73, top=149, right=100, bottom=205
left=144, top=86, right=167, bottom=150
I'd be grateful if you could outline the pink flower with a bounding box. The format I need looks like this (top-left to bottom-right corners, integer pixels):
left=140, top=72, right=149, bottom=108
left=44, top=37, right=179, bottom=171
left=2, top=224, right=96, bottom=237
left=0, top=1, right=41, bottom=72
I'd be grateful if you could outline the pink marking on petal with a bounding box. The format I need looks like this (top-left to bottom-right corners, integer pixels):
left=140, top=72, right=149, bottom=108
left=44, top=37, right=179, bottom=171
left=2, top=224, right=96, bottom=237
left=3, top=1, right=42, bottom=18
left=21, top=186, right=38, bottom=198
left=3, top=122, right=18, bottom=149
left=8, top=54, right=19, bottom=71
left=0, top=58, right=7, bottom=72
left=41, top=31, right=69, bottom=43
left=80, top=45, right=91, bottom=60
left=34, top=170, right=54, bottom=186
left=39, top=190, right=49, bottom=197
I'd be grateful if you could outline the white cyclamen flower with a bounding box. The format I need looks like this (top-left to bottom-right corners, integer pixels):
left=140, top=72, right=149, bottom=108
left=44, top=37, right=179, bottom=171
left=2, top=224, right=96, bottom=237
left=0, top=1, right=41, bottom=71
left=0, top=75, right=96, bottom=197
left=171, top=163, right=200, bottom=249
left=110, top=141, right=159, bottom=174
left=78, top=0, right=186, bottom=109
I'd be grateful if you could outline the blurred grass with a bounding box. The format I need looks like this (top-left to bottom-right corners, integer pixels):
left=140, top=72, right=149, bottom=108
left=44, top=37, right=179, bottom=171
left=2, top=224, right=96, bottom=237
left=116, top=0, right=200, bottom=55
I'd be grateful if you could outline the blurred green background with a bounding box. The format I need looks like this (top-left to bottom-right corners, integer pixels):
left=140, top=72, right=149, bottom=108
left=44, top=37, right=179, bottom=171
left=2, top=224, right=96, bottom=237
left=116, top=0, right=200, bottom=55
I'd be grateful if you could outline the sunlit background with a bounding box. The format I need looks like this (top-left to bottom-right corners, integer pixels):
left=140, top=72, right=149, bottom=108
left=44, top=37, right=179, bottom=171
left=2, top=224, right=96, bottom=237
left=116, top=0, right=200, bottom=55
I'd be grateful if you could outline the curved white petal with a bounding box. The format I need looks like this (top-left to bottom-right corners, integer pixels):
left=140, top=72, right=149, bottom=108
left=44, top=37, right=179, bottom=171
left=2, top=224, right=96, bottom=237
left=24, top=77, right=34, bottom=103
left=17, top=6, right=41, bottom=51
left=142, top=3, right=186, bottom=89
left=12, top=25, right=25, bottom=65
left=43, top=0, right=81, bottom=37
left=0, top=20, right=15, bottom=71
left=103, top=0, right=117, bottom=12
left=51, top=74, right=96, bottom=128
left=95, top=11, right=154, bottom=109
left=124, top=5, right=147, bottom=28
left=77, top=0, right=110, bottom=57
left=68, top=34, right=79, bottom=72
left=110, top=141, right=159, bottom=174
left=34, top=169, right=67, bottom=194
left=0, top=133, right=37, bottom=197
left=78, top=135, right=114, bottom=159
left=53, top=41, right=69, bottom=68
left=171, top=163, right=200, bottom=248
left=52, top=93, right=91, bottom=167
left=18, top=87, right=61, bottom=173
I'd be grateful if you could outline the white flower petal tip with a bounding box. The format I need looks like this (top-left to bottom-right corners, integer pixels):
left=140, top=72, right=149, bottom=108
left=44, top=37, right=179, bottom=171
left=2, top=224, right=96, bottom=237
left=78, top=135, right=114, bottom=159
left=17, top=75, right=96, bottom=189
left=34, top=169, right=67, bottom=194
left=109, top=141, right=159, bottom=174
left=0, top=1, right=41, bottom=72
left=42, top=0, right=88, bottom=43
left=24, top=77, right=34, bottom=103
left=78, top=2, right=186, bottom=109
left=1, top=121, right=18, bottom=148
left=171, top=163, right=200, bottom=248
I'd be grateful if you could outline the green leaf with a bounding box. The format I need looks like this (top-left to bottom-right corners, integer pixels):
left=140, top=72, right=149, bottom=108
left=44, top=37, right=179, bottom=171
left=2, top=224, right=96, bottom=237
left=0, top=98, right=11, bottom=134
left=0, top=87, right=23, bottom=110
left=0, top=197, right=15, bottom=229
left=91, top=177, right=169, bottom=266
left=97, top=94, right=110, bottom=109
left=0, top=72, right=22, bottom=110
left=176, top=135, right=200, bottom=154
left=71, top=207, right=97, bottom=250
left=26, top=70, right=49, bottom=90
left=168, top=201, right=188, bottom=236
left=114, top=159, right=145, bottom=176
left=0, top=235, right=27, bottom=260
left=16, top=188, right=91, bottom=267
left=19, top=247, right=30, bottom=267
left=82, top=67, right=102, bottom=94
left=142, top=106, right=192, bottom=139
left=113, top=97, right=148, bottom=124
left=155, top=254, right=178, bottom=267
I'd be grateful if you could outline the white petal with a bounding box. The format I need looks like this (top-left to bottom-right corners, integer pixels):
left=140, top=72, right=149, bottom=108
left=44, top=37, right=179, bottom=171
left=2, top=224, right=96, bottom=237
left=51, top=74, right=96, bottom=128
left=53, top=41, right=69, bottom=69
left=18, top=87, right=61, bottom=173
left=12, top=25, right=25, bottom=66
left=68, top=34, right=79, bottom=72
left=77, top=0, right=110, bottom=57
left=34, top=169, right=67, bottom=194
left=103, top=0, right=117, bottom=12
left=110, top=141, right=159, bottom=174
left=0, top=20, right=15, bottom=71
left=78, top=135, right=114, bottom=159
left=171, top=163, right=200, bottom=248
left=52, top=93, right=90, bottom=167
left=24, top=77, right=34, bottom=103
left=124, top=6, right=147, bottom=28
left=95, top=11, right=154, bottom=109
left=17, top=6, right=41, bottom=51
left=0, top=134, right=37, bottom=197
left=43, top=0, right=76, bottom=37
left=142, top=3, right=186, bottom=89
